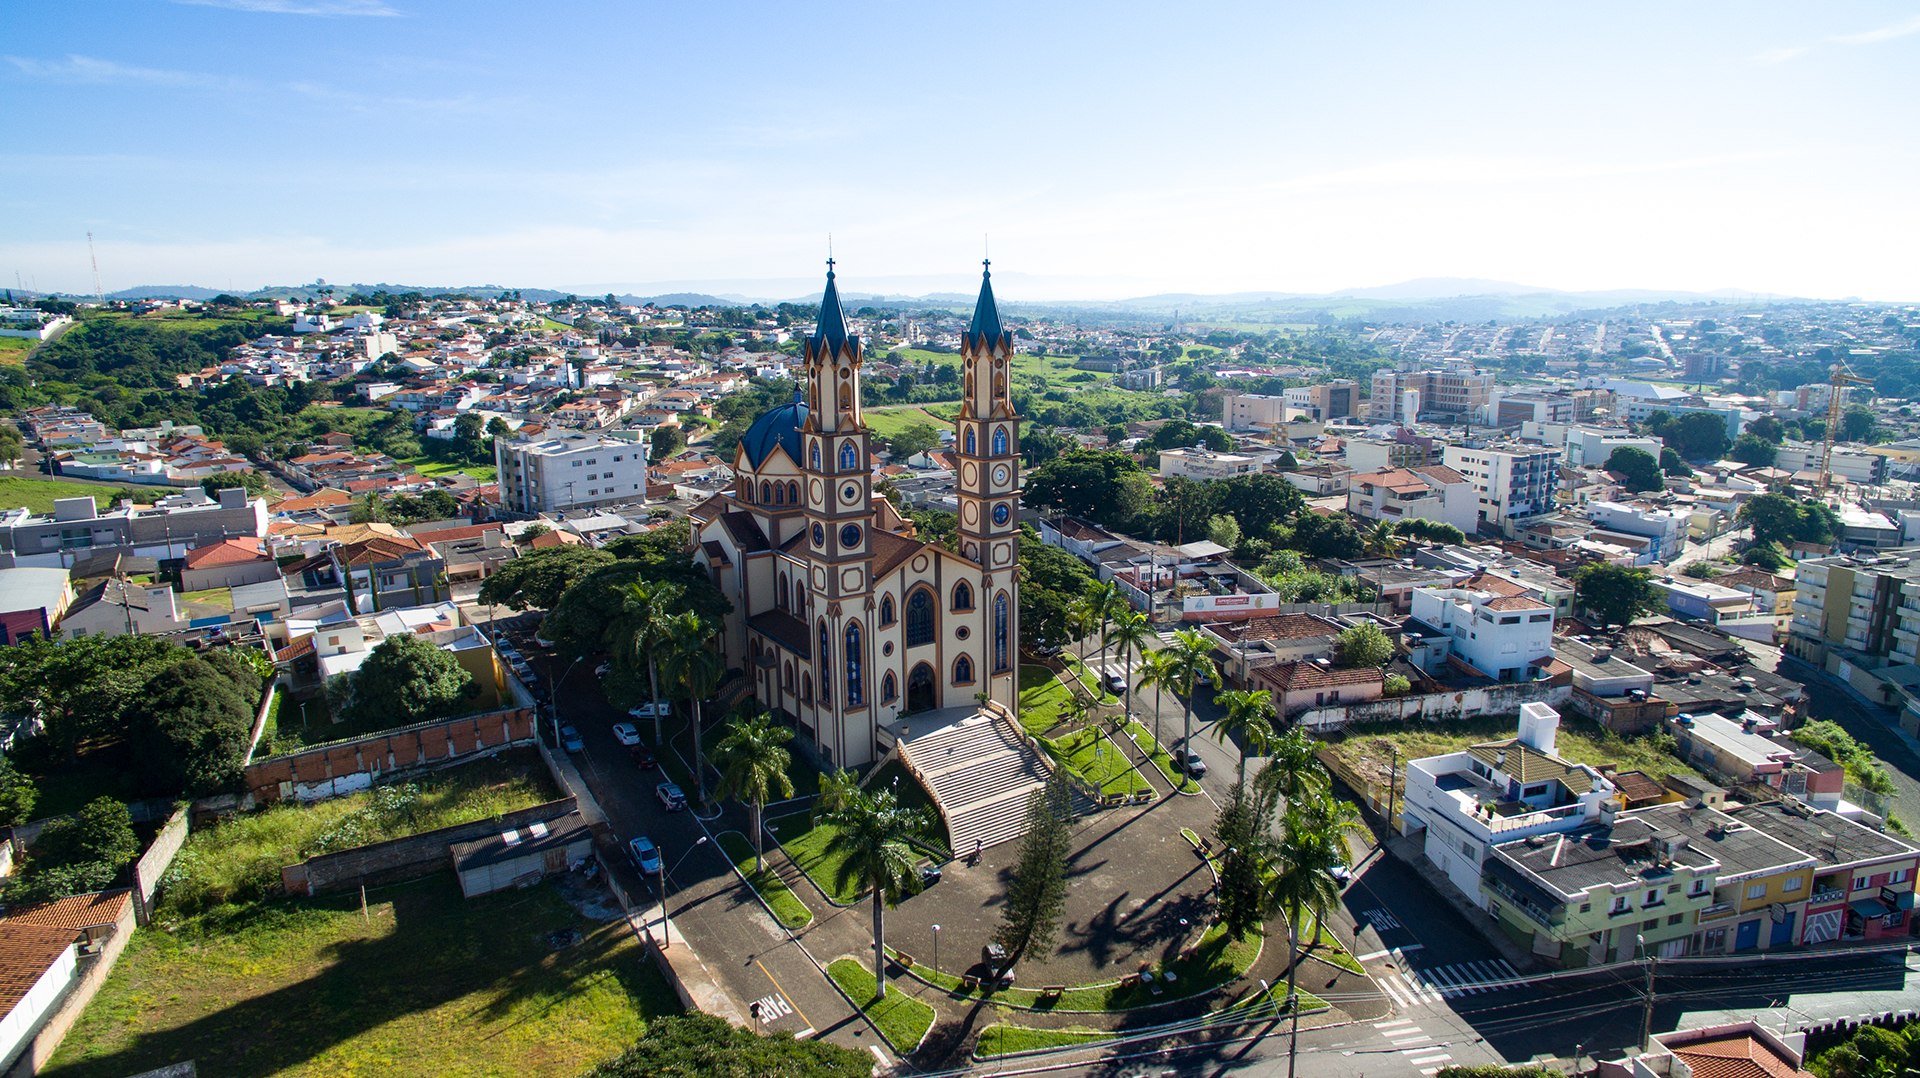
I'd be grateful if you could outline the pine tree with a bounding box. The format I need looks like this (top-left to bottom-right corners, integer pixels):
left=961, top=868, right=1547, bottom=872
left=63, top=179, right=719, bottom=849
left=991, top=769, right=1074, bottom=975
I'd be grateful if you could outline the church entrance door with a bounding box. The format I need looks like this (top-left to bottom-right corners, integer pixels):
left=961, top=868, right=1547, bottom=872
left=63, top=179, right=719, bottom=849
left=907, top=662, right=937, bottom=713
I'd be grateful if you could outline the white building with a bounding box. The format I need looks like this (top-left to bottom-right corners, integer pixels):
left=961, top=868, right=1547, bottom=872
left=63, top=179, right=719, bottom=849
left=1586, top=501, right=1690, bottom=565
left=1771, top=444, right=1888, bottom=485
left=1370, top=365, right=1494, bottom=422
left=1400, top=703, right=1619, bottom=905
left=1345, top=465, right=1477, bottom=533
left=1408, top=581, right=1556, bottom=682
left=1440, top=443, right=1562, bottom=535
left=1157, top=447, right=1258, bottom=482
left=495, top=432, right=650, bottom=514
left=1559, top=427, right=1664, bottom=469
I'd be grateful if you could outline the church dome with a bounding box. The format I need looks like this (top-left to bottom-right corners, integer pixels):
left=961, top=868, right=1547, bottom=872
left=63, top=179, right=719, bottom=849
left=739, top=400, right=808, bottom=471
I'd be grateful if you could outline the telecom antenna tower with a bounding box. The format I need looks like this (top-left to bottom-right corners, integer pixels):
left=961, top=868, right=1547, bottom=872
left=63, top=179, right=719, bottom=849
left=87, top=232, right=105, bottom=304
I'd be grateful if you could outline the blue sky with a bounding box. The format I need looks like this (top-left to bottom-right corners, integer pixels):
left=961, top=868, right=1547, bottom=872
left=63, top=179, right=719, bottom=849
left=3, top=1, right=1918, bottom=300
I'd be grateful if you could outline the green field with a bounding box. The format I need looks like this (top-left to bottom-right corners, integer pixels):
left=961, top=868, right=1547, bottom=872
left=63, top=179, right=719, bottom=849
left=827, top=959, right=934, bottom=1055
left=863, top=406, right=958, bottom=439
left=0, top=476, right=143, bottom=513
left=1047, top=725, right=1153, bottom=798
left=399, top=457, right=497, bottom=482
left=47, top=873, right=677, bottom=1078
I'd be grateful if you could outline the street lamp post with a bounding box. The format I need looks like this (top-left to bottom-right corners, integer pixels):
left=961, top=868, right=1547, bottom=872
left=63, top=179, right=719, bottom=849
left=660, top=836, right=709, bottom=951
left=931, top=924, right=940, bottom=978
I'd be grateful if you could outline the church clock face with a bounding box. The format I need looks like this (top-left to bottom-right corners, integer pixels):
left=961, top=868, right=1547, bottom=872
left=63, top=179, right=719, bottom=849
left=993, top=464, right=1009, bottom=485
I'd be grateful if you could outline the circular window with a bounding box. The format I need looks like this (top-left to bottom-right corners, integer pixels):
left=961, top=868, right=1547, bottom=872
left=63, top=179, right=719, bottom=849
left=812, top=522, right=825, bottom=547
left=841, top=524, right=861, bottom=547
left=993, top=503, right=1010, bottom=527
left=993, top=465, right=1009, bottom=485
left=956, top=626, right=970, bottom=640
left=882, top=642, right=893, bottom=656
left=842, top=483, right=859, bottom=502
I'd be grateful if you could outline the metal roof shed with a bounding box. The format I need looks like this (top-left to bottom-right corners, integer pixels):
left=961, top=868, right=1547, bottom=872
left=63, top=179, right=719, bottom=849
left=449, top=811, right=592, bottom=899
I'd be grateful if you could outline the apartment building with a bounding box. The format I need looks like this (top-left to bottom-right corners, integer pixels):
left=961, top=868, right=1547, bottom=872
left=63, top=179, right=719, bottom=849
left=1406, top=581, right=1555, bottom=682
left=1772, top=444, right=1888, bottom=485
left=0, top=488, right=267, bottom=570
left=1369, top=365, right=1494, bottom=422
left=1586, top=501, right=1691, bottom=566
left=1345, top=465, right=1477, bottom=533
left=1345, top=436, right=1433, bottom=472
left=1784, top=552, right=1919, bottom=667
left=1490, top=392, right=1574, bottom=427
left=1441, top=443, right=1562, bottom=535
left=1157, top=447, right=1259, bottom=482
left=1559, top=427, right=1664, bottom=469
left=495, top=432, right=651, bottom=514
left=1281, top=380, right=1357, bottom=422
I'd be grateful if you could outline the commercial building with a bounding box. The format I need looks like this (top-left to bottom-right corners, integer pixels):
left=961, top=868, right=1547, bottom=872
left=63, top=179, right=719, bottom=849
left=1772, top=444, right=1888, bottom=485
left=1223, top=392, right=1285, bottom=431
left=1586, top=501, right=1690, bottom=566
left=1157, top=447, right=1259, bottom=482
left=1345, top=436, right=1433, bottom=473
left=1441, top=442, right=1562, bottom=535
left=495, top=432, right=650, bottom=514
left=1559, top=427, right=1664, bottom=470
left=0, top=488, right=267, bottom=570
left=0, top=568, right=74, bottom=645
left=1280, top=381, right=1357, bottom=422
left=1369, top=365, right=1495, bottom=423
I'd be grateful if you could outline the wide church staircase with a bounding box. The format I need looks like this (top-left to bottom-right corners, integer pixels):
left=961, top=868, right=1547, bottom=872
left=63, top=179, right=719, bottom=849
left=895, top=713, right=1095, bottom=853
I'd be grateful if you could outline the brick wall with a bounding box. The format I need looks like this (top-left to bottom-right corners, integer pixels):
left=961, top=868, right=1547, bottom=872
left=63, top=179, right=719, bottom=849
left=242, top=707, right=537, bottom=804
left=280, top=796, right=576, bottom=896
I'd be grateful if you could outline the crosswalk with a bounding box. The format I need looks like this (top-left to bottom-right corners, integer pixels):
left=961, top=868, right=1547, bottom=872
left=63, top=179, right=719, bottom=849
left=1360, top=908, right=1402, bottom=930
left=1374, top=1019, right=1454, bottom=1075
left=1376, top=960, right=1522, bottom=1010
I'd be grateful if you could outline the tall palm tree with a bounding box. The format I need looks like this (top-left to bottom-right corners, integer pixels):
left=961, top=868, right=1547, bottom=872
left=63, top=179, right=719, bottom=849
left=616, top=578, right=684, bottom=746
left=1366, top=520, right=1400, bottom=559
left=1133, top=648, right=1175, bottom=755
left=1065, top=598, right=1095, bottom=665
left=661, top=611, right=724, bottom=809
left=1108, top=611, right=1156, bottom=738
left=1088, top=580, right=1125, bottom=694
left=712, top=706, right=795, bottom=874
left=1270, top=800, right=1352, bottom=1078
left=824, top=788, right=928, bottom=1000
left=817, top=766, right=859, bottom=821
left=1213, top=689, right=1275, bottom=787
left=1255, top=726, right=1330, bottom=809
left=1157, top=629, right=1218, bottom=783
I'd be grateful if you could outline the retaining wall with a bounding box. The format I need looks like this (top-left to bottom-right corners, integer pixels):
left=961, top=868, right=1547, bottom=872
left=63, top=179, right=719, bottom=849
left=129, top=805, right=190, bottom=925
left=279, top=796, right=577, bottom=896
left=242, top=707, right=537, bottom=803
left=1293, top=681, right=1569, bottom=731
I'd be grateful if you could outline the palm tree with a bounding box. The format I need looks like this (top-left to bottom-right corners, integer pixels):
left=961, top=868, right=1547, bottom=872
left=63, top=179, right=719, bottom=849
left=1107, top=611, right=1156, bottom=739
left=1270, top=799, right=1354, bottom=1078
left=1255, top=726, right=1330, bottom=808
left=1213, top=689, right=1275, bottom=787
left=1087, top=580, right=1125, bottom=694
left=661, top=611, right=724, bottom=809
left=712, top=706, right=795, bottom=874
left=1065, top=598, right=1095, bottom=665
left=817, top=766, right=859, bottom=821
left=1366, top=520, right=1400, bottom=559
left=1133, top=648, right=1175, bottom=754
left=1157, top=629, right=1218, bottom=784
left=824, top=788, right=928, bottom=1000
left=616, top=578, right=684, bottom=746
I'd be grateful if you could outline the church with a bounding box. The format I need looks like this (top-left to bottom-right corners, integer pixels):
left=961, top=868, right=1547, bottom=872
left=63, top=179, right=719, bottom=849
left=688, top=262, right=1024, bottom=770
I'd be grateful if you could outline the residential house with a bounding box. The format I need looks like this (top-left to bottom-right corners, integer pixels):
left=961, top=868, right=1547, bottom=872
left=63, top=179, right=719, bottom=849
left=1558, top=638, right=1671, bottom=734
left=1199, top=612, right=1346, bottom=686
left=1406, top=583, right=1555, bottom=683
left=180, top=538, right=278, bottom=591
left=1345, top=465, right=1477, bottom=534
left=1252, top=659, right=1384, bottom=715
left=0, top=568, right=74, bottom=645
left=1723, top=800, right=1917, bottom=946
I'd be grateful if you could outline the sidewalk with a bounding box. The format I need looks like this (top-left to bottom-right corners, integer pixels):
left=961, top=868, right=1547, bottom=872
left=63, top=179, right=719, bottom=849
left=1382, top=832, right=1540, bottom=975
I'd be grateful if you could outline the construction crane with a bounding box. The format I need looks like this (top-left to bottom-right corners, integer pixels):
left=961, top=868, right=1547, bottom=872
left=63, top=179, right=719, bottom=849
left=86, top=232, right=105, bottom=305
left=1816, top=361, right=1875, bottom=494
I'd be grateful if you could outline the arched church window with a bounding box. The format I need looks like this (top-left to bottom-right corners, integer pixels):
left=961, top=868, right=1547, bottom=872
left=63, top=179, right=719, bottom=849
left=811, top=443, right=821, bottom=470
left=952, top=580, right=973, bottom=611
left=993, top=427, right=1008, bottom=456
left=761, top=480, right=771, bottom=502
left=880, top=594, right=895, bottom=626
left=905, top=588, right=936, bottom=647
left=818, top=621, right=831, bottom=706
left=802, top=671, right=812, bottom=704
left=785, top=661, right=794, bottom=692
left=994, top=591, right=1010, bottom=673
left=840, top=384, right=852, bottom=411
left=744, top=481, right=753, bottom=502
left=881, top=671, right=896, bottom=703
left=953, top=654, right=973, bottom=684
left=965, top=428, right=976, bottom=455
left=774, top=482, right=784, bottom=504
left=788, top=481, right=799, bottom=504
left=840, top=442, right=858, bottom=471
left=845, top=622, right=864, bottom=707
left=778, top=572, right=789, bottom=610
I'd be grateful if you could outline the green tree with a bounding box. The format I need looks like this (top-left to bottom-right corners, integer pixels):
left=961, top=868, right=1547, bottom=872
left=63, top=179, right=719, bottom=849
left=892, top=372, right=916, bottom=401
left=649, top=424, right=686, bottom=464
left=1335, top=622, right=1392, bottom=668
left=1104, top=423, right=1127, bottom=446
left=1364, top=520, right=1400, bottom=558
left=1728, top=433, right=1777, bottom=467
left=1274, top=793, right=1366, bottom=1076
left=823, top=788, right=927, bottom=1000
left=1605, top=446, right=1663, bottom=492
left=1740, top=543, right=1787, bottom=571
left=1157, top=629, right=1217, bottom=785
left=661, top=612, right=725, bottom=809
left=1107, top=611, right=1155, bottom=741
left=1213, top=779, right=1278, bottom=941
left=1134, top=648, right=1177, bottom=751
left=126, top=656, right=255, bottom=795
left=992, top=769, right=1073, bottom=978
left=1152, top=475, right=1217, bottom=545
left=1017, top=525, right=1097, bottom=650
left=1738, top=492, right=1803, bottom=547
left=1664, top=411, right=1732, bottom=460
left=1793, top=502, right=1842, bottom=546
left=583, top=1012, right=872, bottom=1078
left=1255, top=727, right=1330, bottom=807
left=1291, top=511, right=1364, bottom=560
left=477, top=546, right=618, bottom=611
left=1747, top=414, right=1786, bottom=443
left=340, top=633, right=478, bottom=729
left=1572, top=562, right=1660, bottom=628
left=30, top=796, right=138, bottom=875
left=1394, top=519, right=1466, bottom=546
left=0, top=756, right=37, bottom=826
left=712, top=706, right=795, bottom=874
left=1842, top=404, right=1876, bottom=442
left=1023, top=449, right=1153, bottom=529
left=612, top=578, right=684, bottom=746
left=1214, top=689, right=1275, bottom=787
left=1659, top=447, right=1693, bottom=477
left=1207, top=514, right=1242, bottom=551
left=1383, top=673, right=1411, bottom=696
left=1211, top=472, right=1306, bottom=538
left=886, top=422, right=939, bottom=461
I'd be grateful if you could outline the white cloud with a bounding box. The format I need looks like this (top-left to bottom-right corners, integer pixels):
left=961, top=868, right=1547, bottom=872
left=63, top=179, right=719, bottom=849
left=170, top=0, right=399, bottom=15
left=1833, top=13, right=1920, bottom=45
left=4, top=54, right=231, bottom=88
left=1750, top=46, right=1810, bottom=65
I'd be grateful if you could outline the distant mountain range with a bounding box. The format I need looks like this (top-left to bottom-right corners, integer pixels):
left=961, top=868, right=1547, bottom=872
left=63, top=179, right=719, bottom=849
left=85, top=276, right=1835, bottom=325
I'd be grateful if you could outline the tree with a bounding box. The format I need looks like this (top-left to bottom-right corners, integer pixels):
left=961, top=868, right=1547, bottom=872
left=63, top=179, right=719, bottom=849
left=1151, top=475, right=1218, bottom=545
left=1212, top=780, right=1279, bottom=941
left=823, top=788, right=927, bottom=1000
left=1842, top=404, right=1876, bottom=442
left=199, top=470, right=267, bottom=498
left=1394, top=518, right=1466, bottom=546
left=712, top=706, right=795, bottom=874
left=1794, top=502, right=1842, bottom=546
left=649, top=424, right=686, bottom=464
left=1664, top=411, right=1731, bottom=460
left=1134, top=648, right=1177, bottom=751
left=1741, top=543, right=1787, bottom=571
left=127, top=656, right=255, bottom=795
left=30, top=796, right=138, bottom=876
left=1107, top=612, right=1155, bottom=742
left=1383, top=673, right=1411, bottom=696
left=1364, top=520, right=1400, bottom=558
left=1023, top=450, right=1153, bottom=530
left=583, top=1012, right=872, bottom=1078
left=612, top=578, right=684, bottom=746
left=1214, top=689, right=1275, bottom=787
left=1211, top=473, right=1305, bottom=539
left=661, top=612, right=724, bottom=809
left=1747, top=414, right=1786, bottom=444
left=1104, top=423, right=1127, bottom=446
left=1572, top=562, right=1660, bottom=628
left=1737, top=492, right=1806, bottom=547
left=1335, top=623, right=1392, bottom=668
left=0, top=756, right=36, bottom=825
left=1659, top=448, right=1693, bottom=477
left=1291, top=511, right=1364, bottom=560
left=1156, top=630, right=1217, bottom=785
left=1728, top=433, right=1777, bottom=467
left=1605, top=446, right=1663, bottom=493
left=1207, top=514, right=1242, bottom=551
left=892, top=372, right=916, bottom=401
left=1254, top=727, right=1329, bottom=807
left=340, top=633, right=478, bottom=729
left=477, top=546, right=617, bottom=611
left=1018, top=526, right=1096, bottom=650
left=886, top=422, right=939, bottom=462
left=992, top=770, right=1073, bottom=977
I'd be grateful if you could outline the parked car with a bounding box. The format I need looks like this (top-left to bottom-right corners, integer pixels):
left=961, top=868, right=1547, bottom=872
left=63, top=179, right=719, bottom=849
left=1183, top=751, right=1208, bottom=777
left=595, top=661, right=612, bottom=677
left=628, top=836, right=662, bottom=874
left=629, top=745, right=658, bottom=770
left=611, top=722, right=641, bottom=746
left=918, top=862, right=942, bottom=888
left=560, top=725, right=585, bottom=752
left=1106, top=675, right=1127, bottom=695
left=1330, top=863, right=1352, bottom=883
left=656, top=781, right=687, bottom=811
left=627, top=702, right=668, bottom=718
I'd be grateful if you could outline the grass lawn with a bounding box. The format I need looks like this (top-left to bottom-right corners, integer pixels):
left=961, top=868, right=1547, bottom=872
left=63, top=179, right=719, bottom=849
left=1017, top=665, right=1077, bottom=737
left=1322, top=714, right=1705, bottom=789
left=827, top=959, right=933, bottom=1056
left=1125, top=719, right=1192, bottom=791
left=1046, top=726, right=1152, bottom=798
left=398, top=456, right=498, bottom=483
left=768, top=815, right=864, bottom=906
left=893, top=922, right=1261, bottom=1012
left=0, top=336, right=32, bottom=361
left=47, top=873, right=678, bottom=1078
left=973, top=1024, right=1109, bottom=1059
left=0, top=477, right=143, bottom=514
left=1296, top=910, right=1364, bottom=974
left=714, top=830, right=812, bottom=929
left=1062, top=653, right=1121, bottom=705
left=180, top=587, right=233, bottom=609
left=863, top=406, right=959, bottom=439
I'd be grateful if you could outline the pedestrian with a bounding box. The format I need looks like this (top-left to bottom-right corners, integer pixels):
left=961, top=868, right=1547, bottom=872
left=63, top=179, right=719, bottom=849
left=972, top=837, right=982, bottom=864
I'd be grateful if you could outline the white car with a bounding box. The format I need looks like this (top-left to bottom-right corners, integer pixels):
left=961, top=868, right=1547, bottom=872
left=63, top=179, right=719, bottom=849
left=612, top=722, right=641, bottom=746
left=627, top=702, right=668, bottom=719
left=595, top=661, right=612, bottom=677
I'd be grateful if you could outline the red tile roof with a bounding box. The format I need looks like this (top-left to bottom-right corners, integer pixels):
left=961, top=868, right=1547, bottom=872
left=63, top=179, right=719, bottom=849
left=0, top=922, right=78, bottom=1014
left=1672, top=1036, right=1812, bottom=1078
left=1257, top=661, right=1385, bottom=692
left=184, top=538, right=269, bottom=569
left=1483, top=595, right=1550, bottom=611
left=1213, top=613, right=1344, bottom=643
left=6, top=889, right=132, bottom=932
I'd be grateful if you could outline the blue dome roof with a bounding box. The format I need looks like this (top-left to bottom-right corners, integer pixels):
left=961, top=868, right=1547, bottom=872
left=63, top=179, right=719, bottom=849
left=740, top=400, right=807, bottom=471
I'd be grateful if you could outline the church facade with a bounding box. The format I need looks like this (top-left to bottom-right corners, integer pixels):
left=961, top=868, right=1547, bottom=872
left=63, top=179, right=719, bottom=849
left=687, top=263, right=1023, bottom=769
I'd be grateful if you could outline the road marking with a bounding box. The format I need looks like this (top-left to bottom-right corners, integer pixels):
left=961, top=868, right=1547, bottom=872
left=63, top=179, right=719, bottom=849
left=1379, top=972, right=1443, bottom=1007
left=753, top=958, right=814, bottom=1030
left=1411, top=1054, right=1453, bottom=1066
left=1407, top=960, right=1524, bottom=997
left=1374, top=1019, right=1416, bottom=1030
left=749, top=992, right=793, bottom=1021
left=1390, top=1035, right=1433, bottom=1048
left=869, top=1045, right=891, bottom=1065
left=1362, top=908, right=1403, bottom=930
left=1358, top=948, right=1392, bottom=961
left=1393, top=944, right=1425, bottom=957
left=1377, top=977, right=1413, bottom=1010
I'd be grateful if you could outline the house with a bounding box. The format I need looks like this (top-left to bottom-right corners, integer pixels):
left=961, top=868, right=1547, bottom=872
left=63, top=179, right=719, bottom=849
left=450, top=810, right=593, bottom=898
left=180, top=538, right=278, bottom=591
left=1406, top=583, right=1555, bottom=683
left=59, top=579, right=185, bottom=639
left=1200, top=613, right=1346, bottom=686
left=0, top=568, right=74, bottom=645
left=1722, top=800, right=1917, bottom=946
left=1557, top=638, right=1671, bottom=735
left=1345, top=465, right=1477, bottom=534
left=1628, top=1023, right=1814, bottom=1078
left=1251, top=659, right=1384, bottom=715
left=0, top=922, right=79, bottom=1073
left=1711, top=568, right=1794, bottom=619
left=1401, top=703, right=1619, bottom=905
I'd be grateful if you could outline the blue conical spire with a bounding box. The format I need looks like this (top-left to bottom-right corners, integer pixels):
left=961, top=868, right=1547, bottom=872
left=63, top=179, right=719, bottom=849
left=811, top=259, right=851, bottom=358
left=968, top=259, right=1003, bottom=343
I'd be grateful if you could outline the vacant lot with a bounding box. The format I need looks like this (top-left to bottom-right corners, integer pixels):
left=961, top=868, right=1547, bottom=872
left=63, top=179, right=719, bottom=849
left=0, top=477, right=144, bottom=514
left=47, top=873, right=678, bottom=1078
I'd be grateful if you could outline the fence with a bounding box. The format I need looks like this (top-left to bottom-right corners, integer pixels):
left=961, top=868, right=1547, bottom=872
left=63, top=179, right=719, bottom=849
left=129, top=805, right=190, bottom=925
left=1293, top=681, right=1570, bottom=732
left=241, top=706, right=538, bottom=803
left=279, top=797, right=577, bottom=896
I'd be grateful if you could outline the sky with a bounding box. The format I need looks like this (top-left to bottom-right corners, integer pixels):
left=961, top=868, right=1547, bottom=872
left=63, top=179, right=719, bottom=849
left=3, top=1, right=1919, bottom=302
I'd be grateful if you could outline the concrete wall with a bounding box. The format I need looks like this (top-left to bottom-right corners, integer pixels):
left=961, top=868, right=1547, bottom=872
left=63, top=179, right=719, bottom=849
left=280, top=797, right=577, bottom=896
left=242, top=707, right=537, bottom=803
left=130, top=806, right=190, bottom=925
left=1295, top=681, right=1570, bottom=732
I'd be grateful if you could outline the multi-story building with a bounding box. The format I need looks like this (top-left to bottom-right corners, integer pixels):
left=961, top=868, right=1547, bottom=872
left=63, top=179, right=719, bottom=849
left=1585, top=501, right=1689, bottom=566
left=1771, top=444, right=1888, bottom=485
left=1441, top=442, right=1562, bottom=535
left=1345, top=436, right=1432, bottom=473
left=1490, top=392, right=1574, bottom=428
left=1406, top=581, right=1556, bottom=682
left=1280, top=380, right=1357, bottom=422
left=1784, top=551, right=1920, bottom=668
left=1369, top=365, right=1495, bottom=423
left=1723, top=800, right=1916, bottom=946
left=495, top=432, right=650, bottom=514
left=1345, top=465, right=1477, bottom=533
left=0, top=488, right=267, bottom=570
left=1559, top=427, right=1664, bottom=469
left=1157, top=447, right=1258, bottom=482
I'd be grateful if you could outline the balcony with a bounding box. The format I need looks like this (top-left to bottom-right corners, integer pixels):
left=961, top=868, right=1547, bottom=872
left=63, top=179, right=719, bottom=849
left=1809, top=888, right=1846, bottom=906
left=1698, top=902, right=1736, bottom=921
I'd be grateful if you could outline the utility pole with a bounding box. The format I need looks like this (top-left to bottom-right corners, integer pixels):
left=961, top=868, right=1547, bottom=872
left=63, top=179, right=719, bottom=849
left=1638, top=933, right=1655, bottom=1053
left=87, top=233, right=104, bottom=305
